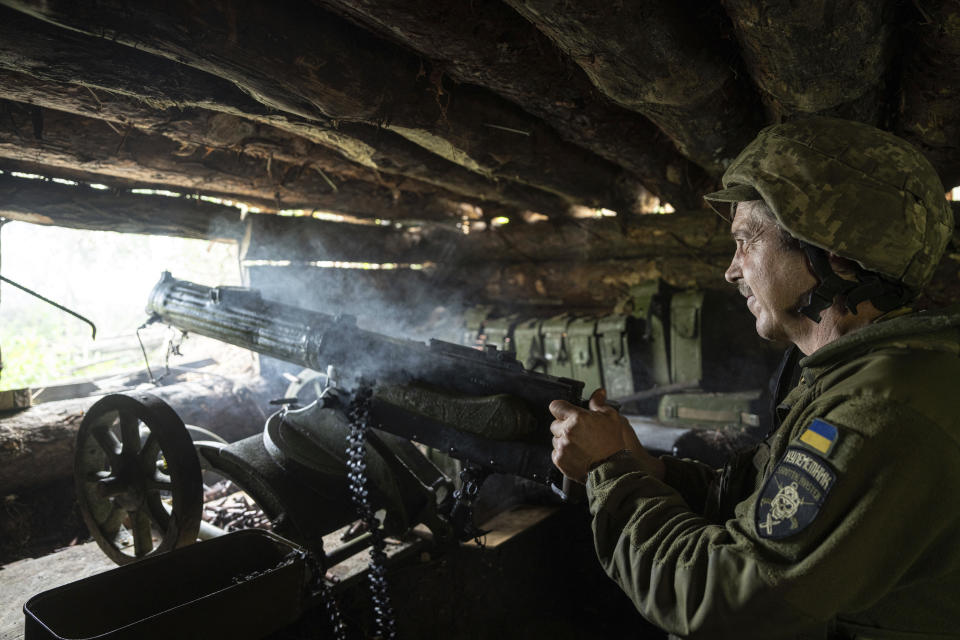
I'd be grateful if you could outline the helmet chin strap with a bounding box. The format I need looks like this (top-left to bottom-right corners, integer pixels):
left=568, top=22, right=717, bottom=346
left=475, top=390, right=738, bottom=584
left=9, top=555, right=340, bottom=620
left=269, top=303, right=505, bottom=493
left=798, top=244, right=911, bottom=322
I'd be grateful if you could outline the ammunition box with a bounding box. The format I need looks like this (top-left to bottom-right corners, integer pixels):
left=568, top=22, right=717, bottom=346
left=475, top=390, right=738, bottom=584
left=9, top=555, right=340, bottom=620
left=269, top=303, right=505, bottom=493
left=658, top=390, right=762, bottom=430
left=541, top=314, right=576, bottom=379
left=596, top=314, right=640, bottom=400
left=513, top=318, right=547, bottom=372
left=670, top=290, right=705, bottom=385
left=482, top=315, right=519, bottom=353
left=612, top=280, right=672, bottom=398
left=567, top=316, right=602, bottom=395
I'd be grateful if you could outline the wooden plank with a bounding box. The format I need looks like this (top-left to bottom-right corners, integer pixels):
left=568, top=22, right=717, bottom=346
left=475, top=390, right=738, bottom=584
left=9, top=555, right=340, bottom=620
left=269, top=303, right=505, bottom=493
left=0, top=543, right=116, bottom=639
left=470, top=504, right=557, bottom=548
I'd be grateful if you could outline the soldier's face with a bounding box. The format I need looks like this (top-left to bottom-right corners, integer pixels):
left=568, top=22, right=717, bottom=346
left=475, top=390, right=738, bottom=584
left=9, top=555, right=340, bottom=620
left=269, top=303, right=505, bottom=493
left=724, top=201, right=816, bottom=344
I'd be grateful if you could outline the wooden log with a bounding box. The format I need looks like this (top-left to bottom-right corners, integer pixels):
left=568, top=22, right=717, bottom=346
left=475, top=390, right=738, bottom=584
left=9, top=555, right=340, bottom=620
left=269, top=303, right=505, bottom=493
left=453, top=212, right=731, bottom=264
left=501, top=0, right=764, bottom=174
left=0, top=67, right=572, bottom=217
left=471, top=222, right=960, bottom=312
left=237, top=209, right=734, bottom=267
left=475, top=256, right=731, bottom=309
left=0, top=68, right=415, bottom=195
left=0, top=10, right=570, bottom=217
left=0, top=171, right=243, bottom=240
left=239, top=212, right=453, bottom=264
left=2, top=0, right=645, bottom=212
left=314, top=0, right=712, bottom=207
left=0, top=375, right=274, bottom=494
left=896, top=0, right=960, bottom=190
left=0, top=70, right=553, bottom=221
left=0, top=101, right=477, bottom=221
left=721, top=0, right=897, bottom=122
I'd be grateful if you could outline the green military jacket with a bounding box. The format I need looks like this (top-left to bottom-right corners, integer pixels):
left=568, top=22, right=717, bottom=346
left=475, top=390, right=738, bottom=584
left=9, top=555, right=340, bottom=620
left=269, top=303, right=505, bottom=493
left=587, top=309, right=960, bottom=639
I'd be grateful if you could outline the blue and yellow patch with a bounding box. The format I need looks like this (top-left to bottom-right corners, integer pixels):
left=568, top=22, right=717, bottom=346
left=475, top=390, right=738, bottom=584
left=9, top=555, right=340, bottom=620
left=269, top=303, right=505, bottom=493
left=798, top=418, right=838, bottom=456
left=756, top=447, right=836, bottom=539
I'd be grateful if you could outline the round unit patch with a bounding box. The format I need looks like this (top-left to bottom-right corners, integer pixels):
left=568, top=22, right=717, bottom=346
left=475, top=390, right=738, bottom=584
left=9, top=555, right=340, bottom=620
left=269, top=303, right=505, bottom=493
left=756, top=446, right=836, bottom=539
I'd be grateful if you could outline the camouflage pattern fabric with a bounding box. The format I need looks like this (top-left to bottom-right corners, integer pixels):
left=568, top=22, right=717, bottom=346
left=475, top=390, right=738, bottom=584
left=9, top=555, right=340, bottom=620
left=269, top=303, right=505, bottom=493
left=704, top=117, right=954, bottom=291
left=586, top=307, right=960, bottom=638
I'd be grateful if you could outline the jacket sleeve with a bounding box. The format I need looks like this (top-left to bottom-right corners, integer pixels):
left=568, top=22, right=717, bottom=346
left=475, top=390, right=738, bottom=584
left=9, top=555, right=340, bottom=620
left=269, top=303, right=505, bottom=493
left=659, top=455, right=719, bottom=514
left=586, top=399, right=956, bottom=639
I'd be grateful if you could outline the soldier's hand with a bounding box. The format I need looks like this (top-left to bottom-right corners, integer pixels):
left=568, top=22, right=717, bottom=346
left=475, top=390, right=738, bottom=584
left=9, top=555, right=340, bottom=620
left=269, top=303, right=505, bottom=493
left=549, top=388, right=632, bottom=483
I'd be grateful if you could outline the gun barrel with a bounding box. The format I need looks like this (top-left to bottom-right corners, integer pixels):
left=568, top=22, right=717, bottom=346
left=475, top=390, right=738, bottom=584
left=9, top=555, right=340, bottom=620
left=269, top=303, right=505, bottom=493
left=146, top=272, right=420, bottom=375
left=146, top=273, right=582, bottom=402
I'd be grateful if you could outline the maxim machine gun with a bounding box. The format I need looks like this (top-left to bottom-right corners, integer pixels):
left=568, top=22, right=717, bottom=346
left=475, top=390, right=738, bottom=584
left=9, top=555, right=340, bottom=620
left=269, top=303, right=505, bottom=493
left=74, top=272, right=584, bottom=571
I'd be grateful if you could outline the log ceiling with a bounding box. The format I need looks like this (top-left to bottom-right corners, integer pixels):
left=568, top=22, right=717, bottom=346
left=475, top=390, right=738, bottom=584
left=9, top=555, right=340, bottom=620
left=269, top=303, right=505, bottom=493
left=0, top=0, right=958, bottom=306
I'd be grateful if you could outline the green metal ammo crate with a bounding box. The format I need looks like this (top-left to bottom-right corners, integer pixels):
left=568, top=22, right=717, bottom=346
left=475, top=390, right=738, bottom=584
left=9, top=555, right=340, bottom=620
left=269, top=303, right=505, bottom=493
left=658, top=390, right=763, bottom=430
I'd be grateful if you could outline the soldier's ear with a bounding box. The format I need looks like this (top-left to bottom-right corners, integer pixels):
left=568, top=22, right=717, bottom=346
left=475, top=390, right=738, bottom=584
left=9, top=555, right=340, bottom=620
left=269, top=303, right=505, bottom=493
left=826, top=253, right=861, bottom=281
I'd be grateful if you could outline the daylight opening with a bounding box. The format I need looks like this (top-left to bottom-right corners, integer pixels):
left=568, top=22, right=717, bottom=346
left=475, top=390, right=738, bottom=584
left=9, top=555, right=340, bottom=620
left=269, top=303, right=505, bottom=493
left=0, top=222, right=246, bottom=392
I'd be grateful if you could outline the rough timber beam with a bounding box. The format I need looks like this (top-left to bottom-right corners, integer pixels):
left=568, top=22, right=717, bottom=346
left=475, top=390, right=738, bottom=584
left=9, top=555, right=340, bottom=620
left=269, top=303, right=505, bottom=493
left=0, top=169, right=242, bottom=240
left=896, top=0, right=960, bottom=190
left=502, top=0, right=764, bottom=174
left=476, top=257, right=731, bottom=309
left=0, top=101, right=477, bottom=221
left=721, top=0, right=898, bottom=123
left=0, top=0, right=646, bottom=213
left=313, top=0, right=712, bottom=206
left=452, top=212, right=731, bottom=265
left=242, top=207, right=735, bottom=270
left=0, top=69, right=416, bottom=195
left=239, top=212, right=453, bottom=265
left=0, top=9, right=571, bottom=218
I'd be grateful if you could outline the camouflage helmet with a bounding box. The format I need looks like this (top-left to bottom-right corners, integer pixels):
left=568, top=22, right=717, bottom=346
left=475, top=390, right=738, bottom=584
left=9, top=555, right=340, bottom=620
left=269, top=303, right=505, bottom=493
left=704, top=116, right=953, bottom=291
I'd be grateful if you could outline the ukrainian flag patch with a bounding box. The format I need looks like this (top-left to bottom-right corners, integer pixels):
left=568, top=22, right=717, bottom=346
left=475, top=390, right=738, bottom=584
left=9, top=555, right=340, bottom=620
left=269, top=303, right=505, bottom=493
left=798, top=419, right=838, bottom=456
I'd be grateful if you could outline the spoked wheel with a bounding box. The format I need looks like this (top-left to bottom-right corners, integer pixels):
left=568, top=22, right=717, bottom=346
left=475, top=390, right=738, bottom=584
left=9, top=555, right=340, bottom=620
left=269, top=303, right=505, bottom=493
left=74, top=393, right=202, bottom=565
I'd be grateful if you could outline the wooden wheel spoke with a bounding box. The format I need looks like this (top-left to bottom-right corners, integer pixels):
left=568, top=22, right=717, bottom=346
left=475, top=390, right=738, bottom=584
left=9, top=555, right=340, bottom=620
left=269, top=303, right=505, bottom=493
left=138, top=431, right=161, bottom=472
left=130, top=508, right=154, bottom=558
left=96, top=503, right=125, bottom=532
left=145, top=491, right=171, bottom=529
left=93, top=427, right=122, bottom=460
left=119, top=409, right=142, bottom=457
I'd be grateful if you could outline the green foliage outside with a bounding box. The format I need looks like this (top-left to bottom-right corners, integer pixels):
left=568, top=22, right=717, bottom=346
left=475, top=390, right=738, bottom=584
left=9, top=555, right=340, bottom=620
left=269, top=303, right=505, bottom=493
left=0, top=221, right=240, bottom=391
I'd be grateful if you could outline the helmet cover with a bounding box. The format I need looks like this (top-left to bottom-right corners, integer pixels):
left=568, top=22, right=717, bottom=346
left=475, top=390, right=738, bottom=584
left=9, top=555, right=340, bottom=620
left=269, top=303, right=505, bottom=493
left=704, top=117, right=953, bottom=291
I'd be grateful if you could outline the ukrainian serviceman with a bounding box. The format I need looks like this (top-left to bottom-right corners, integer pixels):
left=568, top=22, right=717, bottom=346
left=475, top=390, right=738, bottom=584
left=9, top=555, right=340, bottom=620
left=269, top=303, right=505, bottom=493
left=549, top=117, right=960, bottom=638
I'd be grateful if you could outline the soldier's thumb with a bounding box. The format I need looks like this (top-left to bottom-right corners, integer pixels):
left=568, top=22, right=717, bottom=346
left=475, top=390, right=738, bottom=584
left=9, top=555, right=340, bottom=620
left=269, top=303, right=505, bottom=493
left=588, top=388, right=609, bottom=412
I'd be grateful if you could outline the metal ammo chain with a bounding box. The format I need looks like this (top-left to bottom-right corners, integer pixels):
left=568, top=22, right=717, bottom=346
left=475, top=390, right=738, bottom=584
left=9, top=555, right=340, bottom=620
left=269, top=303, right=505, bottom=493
left=312, top=555, right=347, bottom=640
left=346, top=385, right=398, bottom=639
